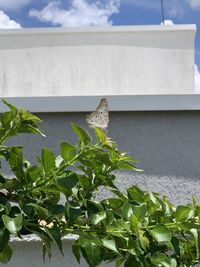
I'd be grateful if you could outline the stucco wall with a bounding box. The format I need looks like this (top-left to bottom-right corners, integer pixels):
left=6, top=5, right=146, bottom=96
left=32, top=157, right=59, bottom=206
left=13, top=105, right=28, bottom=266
left=0, top=25, right=196, bottom=96
left=5, top=110, right=200, bottom=205
left=8, top=238, right=113, bottom=267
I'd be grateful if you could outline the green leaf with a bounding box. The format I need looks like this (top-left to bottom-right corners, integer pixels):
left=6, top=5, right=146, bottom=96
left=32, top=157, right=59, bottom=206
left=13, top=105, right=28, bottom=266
left=79, top=238, right=102, bottom=267
left=139, top=234, right=150, bottom=250
left=117, top=161, right=141, bottom=172
left=191, top=228, right=200, bottom=259
left=2, top=214, right=22, bottom=234
left=41, top=148, right=56, bottom=174
left=152, top=253, right=177, bottom=267
left=0, top=228, right=9, bottom=252
left=17, top=123, right=45, bottom=137
left=122, top=202, right=133, bottom=220
left=175, top=206, right=195, bottom=222
left=65, top=201, right=82, bottom=220
left=20, top=110, right=41, bottom=123
left=3, top=178, right=19, bottom=191
left=102, top=238, right=119, bottom=254
left=48, top=205, right=65, bottom=216
left=0, top=194, right=8, bottom=206
left=41, top=236, right=52, bottom=261
left=150, top=225, right=172, bottom=243
left=115, top=257, right=125, bottom=267
left=160, top=196, right=174, bottom=216
left=18, top=109, right=45, bottom=137
left=26, top=227, right=51, bottom=260
left=86, top=200, right=103, bottom=217
left=171, top=237, right=180, bottom=257
left=71, top=123, right=91, bottom=145
left=127, top=186, right=144, bottom=203
left=95, top=127, right=107, bottom=143
left=192, top=195, right=197, bottom=208
left=57, top=172, right=78, bottom=190
left=1, top=100, right=45, bottom=138
left=124, top=255, right=143, bottom=267
left=0, top=245, right=12, bottom=263
left=72, top=241, right=81, bottom=263
left=0, top=112, right=15, bottom=128
left=9, top=147, right=24, bottom=181
left=28, top=166, right=41, bottom=181
left=28, top=203, right=50, bottom=220
left=95, top=152, right=111, bottom=165
left=2, top=99, right=17, bottom=113
left=60, top=142, right=76, bottom=162
left=91, top=211, right=106, bottom=225
left=111, top=189, right=127, bottom=201
left=0, top=148, right=9, bottom=161
left=132, top=204, right=147, bottom=220
left=107, top=198, right=124, bottom=209
left=130, top=214, right=139, bottom=231
left=115, top=258, right=125, bottom=267
left=78, top=175, right=91, bottom=190
left=45, top=227, right=63, bottom=256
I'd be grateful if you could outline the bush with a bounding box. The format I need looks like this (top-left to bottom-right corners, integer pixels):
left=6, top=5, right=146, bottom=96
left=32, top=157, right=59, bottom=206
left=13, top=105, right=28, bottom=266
left=0, top=100, right=200, bottom=267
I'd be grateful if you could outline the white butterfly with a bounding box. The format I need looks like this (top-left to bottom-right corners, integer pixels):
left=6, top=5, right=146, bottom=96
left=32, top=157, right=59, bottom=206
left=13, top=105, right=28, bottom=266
left=86, top=98, right=109, bottom=130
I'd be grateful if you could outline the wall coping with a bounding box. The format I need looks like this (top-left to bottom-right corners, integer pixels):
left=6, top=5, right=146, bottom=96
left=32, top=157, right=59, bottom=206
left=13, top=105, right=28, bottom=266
left=0, top=25, right=196, bottom=36
left=10, top=234, right=78, bottom=243
left=1, top=95, right=200, bottom=113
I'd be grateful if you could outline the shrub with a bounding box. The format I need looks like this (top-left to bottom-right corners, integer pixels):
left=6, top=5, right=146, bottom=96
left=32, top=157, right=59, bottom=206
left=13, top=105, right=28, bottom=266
left=0, top=100, right=200, bottom=267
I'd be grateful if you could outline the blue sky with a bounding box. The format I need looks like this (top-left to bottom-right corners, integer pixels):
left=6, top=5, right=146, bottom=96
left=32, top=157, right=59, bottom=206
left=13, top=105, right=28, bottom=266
left=0, top=0, right=200, bottom=90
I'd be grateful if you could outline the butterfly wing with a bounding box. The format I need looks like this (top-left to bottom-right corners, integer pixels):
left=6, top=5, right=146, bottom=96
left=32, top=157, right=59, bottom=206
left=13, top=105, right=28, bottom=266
left=96, top=98, right=109, bottom=129
left=86, top=98, right=109, bottom=130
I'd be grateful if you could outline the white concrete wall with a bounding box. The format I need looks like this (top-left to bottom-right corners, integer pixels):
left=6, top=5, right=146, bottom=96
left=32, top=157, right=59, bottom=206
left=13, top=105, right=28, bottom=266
left=0, top=25, right=196, bottom=97
left=8, top=237, right=114, bottom=267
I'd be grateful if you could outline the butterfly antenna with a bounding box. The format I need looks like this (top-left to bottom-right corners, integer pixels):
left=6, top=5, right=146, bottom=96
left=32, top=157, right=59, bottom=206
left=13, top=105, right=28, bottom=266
left=161, top=0, right=165, bottom=25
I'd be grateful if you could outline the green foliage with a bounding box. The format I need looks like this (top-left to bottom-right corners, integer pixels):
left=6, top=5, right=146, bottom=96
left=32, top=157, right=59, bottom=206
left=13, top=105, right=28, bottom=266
left=0, top=100, right=200, bottom=266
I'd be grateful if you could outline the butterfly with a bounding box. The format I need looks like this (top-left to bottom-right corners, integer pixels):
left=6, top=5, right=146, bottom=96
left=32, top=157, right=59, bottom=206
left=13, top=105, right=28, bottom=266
left=86, top=98, right=109, bottom=130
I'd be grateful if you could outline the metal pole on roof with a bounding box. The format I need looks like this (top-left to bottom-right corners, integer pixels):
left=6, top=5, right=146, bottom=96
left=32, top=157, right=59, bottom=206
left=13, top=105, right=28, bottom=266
left=161, top=0, right=165, bottom=25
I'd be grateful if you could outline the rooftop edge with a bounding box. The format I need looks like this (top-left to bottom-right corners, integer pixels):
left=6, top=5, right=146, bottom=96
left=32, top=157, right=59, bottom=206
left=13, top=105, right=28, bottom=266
left=0, top=95, right=200, bottom=113
left=0, top=24, right=197, bottom=36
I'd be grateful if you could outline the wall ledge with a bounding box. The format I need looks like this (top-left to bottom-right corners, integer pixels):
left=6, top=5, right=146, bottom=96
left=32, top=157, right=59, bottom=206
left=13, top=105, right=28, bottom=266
left=10, top=234, right=78, bottom=243
left=0, top=24, right=196, bottom=36
left=1, top=95, right=200, bottom=113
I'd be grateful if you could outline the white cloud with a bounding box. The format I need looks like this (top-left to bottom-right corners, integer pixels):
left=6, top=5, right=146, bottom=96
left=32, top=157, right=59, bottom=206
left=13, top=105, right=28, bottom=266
left=167, top=0, right=186, bottom=17
left=29, top=0, right=120, bottom=27
left=0, top=0, right=32, bottom=11
left=195, top=64, right=200, bottom=93
left=187, top=0, right=200, bottom=9
left=124, top=0, right=186, bottom=18
left=124, top=0, right=200, bottom=14
left=0, top=10, right=22, bottom=29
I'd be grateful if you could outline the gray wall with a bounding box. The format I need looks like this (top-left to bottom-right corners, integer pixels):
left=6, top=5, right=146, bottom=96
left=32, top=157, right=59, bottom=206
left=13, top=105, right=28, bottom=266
left=8, top=239, right=113, bottom=267
left=5, top=111, right=200, bottom=205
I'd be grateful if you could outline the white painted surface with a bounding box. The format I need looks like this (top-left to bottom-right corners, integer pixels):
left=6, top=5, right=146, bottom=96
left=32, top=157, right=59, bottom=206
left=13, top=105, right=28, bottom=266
left=0, top=25, right=196, bottom=97
left=8, top=237, right=114, bottom=267
left=1, top=94, right=200, bottom=113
